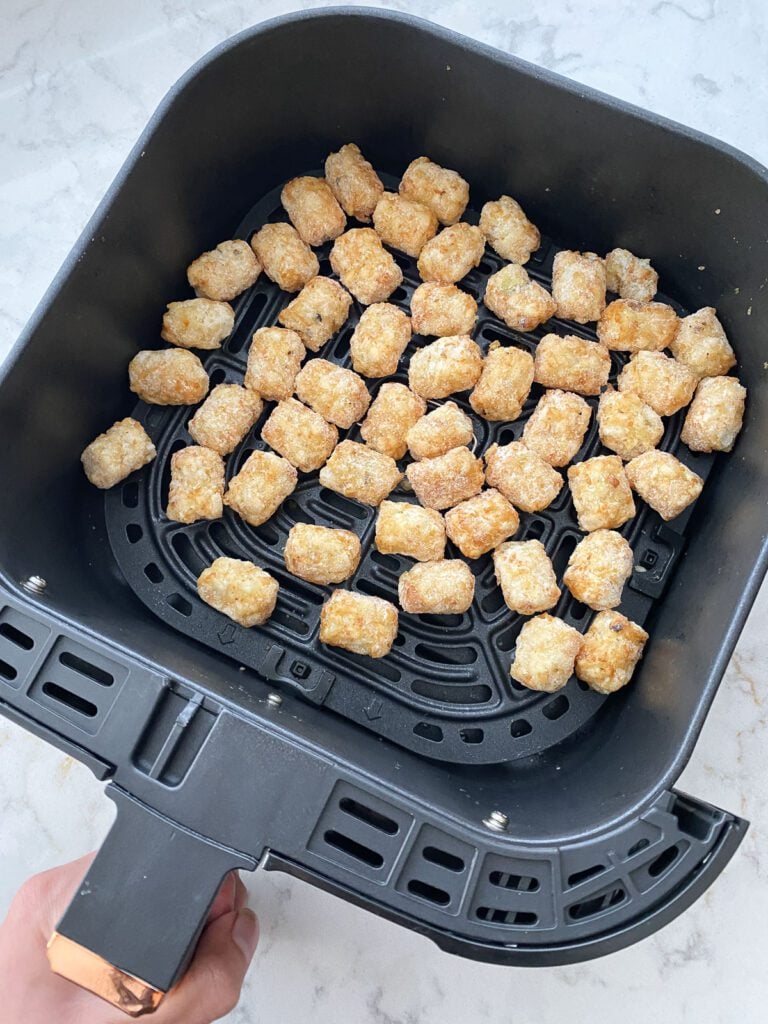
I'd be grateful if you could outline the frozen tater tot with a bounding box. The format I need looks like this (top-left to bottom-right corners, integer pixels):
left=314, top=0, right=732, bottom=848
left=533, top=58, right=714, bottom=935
left=166, top=446, right=224, bottom=524
left=375, top=500, right=446, bottom=561
left=251, top=222, right=319, bottom=293
left=479, top=195, right=540, bottom=265
left=197, top=557, right=278, bottom=627
left=281, top=176, right=346, bottom=247
left=605, top=248, right=658, bottom=302
left=320, top=589, right=399, bottom=658
left=360, top=383, right=426, bottom=460
left=128, top=349, right=209, bottom=406
left=575, top=610, right=648, bottom=694
left=417, top=223, right=485, bottom=284
left=324, top=143, right=384, bottom=222
left=244, top=326, right=306, bottom=401
left=469, top=344, right=534, bottom=421
left=278, top=276, right=352, bottom=352
left=329, top=228, right=403, bottom=305
left=493, top=540, right=560, bottom=616
left=294, top=358, right=370, bottom=429
left=406, top=401, right=474, bottom=461
left=444, top=489, right=520, bottom=559
left=617, top=350, right=698, bottom=417
left=187, top=239, right=261, bottom=301
left=510, top=614, right=583, bottom=692
left=625, top=450, right=703, bottom=521
left=81, top=417, right=156, bottom=489
left=597, top=388, right=664, bottom=461
left=398, top=560, right=475, bottom=615
left=522, top=389, right=591, bottom=467
left=598, top=299, right=678, bottom=353
left=669, top=307, right=736, bottom=378
left=372, top=192, right=438, bottom=257
left=484, top=441, right=563, bottom=512
left=261, top=398, right=338, bottom=473
left=406, top=446, right=484, bottom=510
left=483, top=264, right=556, bottom=332
left=399, top=156, right=469, bottom=225
left=551, top=251, right=606, bottom=324
left=410, top=282, right=477, bottom=337
left=533, top=333, right=611, bottom=396
left=319, top=440, right=403, bottom=506
left=187, top=384, right=263, bottom=456
left=224, top=450, right=297, bottom=526
left=563, top=529, right=634, bottom=611
left=681, top=376, right=746, bottom=453
left=567, top=455, right=636, bottom=532
left=284, top=523, right=361, bottom=585
left=161, top=298, right=234, bottom=350
left=408, top=335, right=483, bottom=399
left=350, top=303, right=412, bottom=378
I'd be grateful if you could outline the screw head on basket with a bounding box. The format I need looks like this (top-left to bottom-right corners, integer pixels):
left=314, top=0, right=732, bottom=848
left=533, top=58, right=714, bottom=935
left=22, top=574, right=47, bottom=595
left=483, top=810, right=510, bottom=832
left=266, top=692, right=283, bottom=709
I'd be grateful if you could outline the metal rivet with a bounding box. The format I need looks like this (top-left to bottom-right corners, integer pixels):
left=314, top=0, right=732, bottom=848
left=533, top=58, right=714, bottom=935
left=483, top=810, right=509, bottom=832
left=266, top=692, right=283, bottom=709
left=22, top=575, right=47, bottom=595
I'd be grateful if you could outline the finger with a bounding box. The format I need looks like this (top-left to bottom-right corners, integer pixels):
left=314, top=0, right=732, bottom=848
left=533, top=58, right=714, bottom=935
left=9, top=853, right=97, bottom=940
left=206, top=872, right=237, bottom=923
left=233, top=873, right=248, bottom=913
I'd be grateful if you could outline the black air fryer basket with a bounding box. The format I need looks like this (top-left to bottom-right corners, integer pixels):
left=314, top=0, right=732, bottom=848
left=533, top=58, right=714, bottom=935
left=1, top=7, right=767, bottom=1013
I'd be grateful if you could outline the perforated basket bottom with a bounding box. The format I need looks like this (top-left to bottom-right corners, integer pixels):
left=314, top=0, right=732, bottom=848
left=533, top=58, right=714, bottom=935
left=105, top=175, right=715, bottom=764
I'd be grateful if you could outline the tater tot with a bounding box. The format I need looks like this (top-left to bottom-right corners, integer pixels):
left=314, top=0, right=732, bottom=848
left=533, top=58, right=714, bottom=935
left=483, top=264, right=556, bottom=332
left=244, top=326, right=306, bottom=401
left=575, top=610, right=648, bottom=693
left=197, top=557, right=278, bottom=627
left=444, top=489, right=520, bottom=559
left=522, top=390, right=591, bottom=467
left=406, top=402, right=474, bottom=461
left=277, top=276, right=352, bottom=352
left=410, top=282, right=477, bottom=337
left=187, top=239, right=261, bottom=301
left=224, top=450, right=297, bottom=526
left=294, top=358, right=370, bottom=429
left=398, top=560, right=475, bottom=614
left=562, top=530, right=634, bottom=611
left=359, top=383, right=426, bottom=459
left=406, top=446, right=484, bottom=510
left=319, top=589, right=398, bottom=658
left=324, top=143, right=384, bottom=222
left=161, top=298, right=234, bottom=350
left=493, top=540, right=560, bottom=616
left=399, top=156, right=469, bottom=225
left=605, top=248, right=658, bottom=302
left=408, top=335, right=483, bottom=399
left=551, top=251, right=606, bottom=324
left=350, top=303, right=412, bottom=378
left=597, top=299, right=678, bottom=353
left=251, top=222, right=319, bottom=293
left=319, top=440, right=403, bottom=506
left=567, top=455, right=636, bottom=532
left=669, top=307, right=736, bottom=378
left=625, top=450, right=703, bottom=521
left=484, top=441, right=563, bottom=512
left=417, top=223, right=485, bottom=283
left=284, top=523, right=361, bottom=584
left=469, top=344, right=534, bottom=421
left=372, top=192, right=438, bottom=257
left=330, top=228, right=403, bottom=305
left=510, top=614, right=583, bottom=692
left=128, top=349, right=209, bottom=406
left=81, top=417, right=156, bottom=489
left=166, top=446, right=224, bottom=523
left=617, top=350, right=698, bottom=416
left=281, top=176, right=346, bottom=247
left=479, top=195, right=540, bottom=264
left=681, top=376, right=746, bottom=453
left=597, top=388, right=664, bottom=461
left=260, top=399, right=338, bottom=473
left=375, top=500, right=446, bottom=561
left=187, top=384, right=263, bottom=456
left=533, top=333, right=611, bottom=396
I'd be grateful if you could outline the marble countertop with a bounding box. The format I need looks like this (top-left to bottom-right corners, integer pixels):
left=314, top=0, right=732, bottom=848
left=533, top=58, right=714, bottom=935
left=1, top=3, right=767, bottom=1022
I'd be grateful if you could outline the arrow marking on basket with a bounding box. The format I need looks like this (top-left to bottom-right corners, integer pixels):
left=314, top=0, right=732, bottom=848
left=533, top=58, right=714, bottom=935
left=363, top=698, right=383, bottom=720
left=217, top=624, right=237, bottom=645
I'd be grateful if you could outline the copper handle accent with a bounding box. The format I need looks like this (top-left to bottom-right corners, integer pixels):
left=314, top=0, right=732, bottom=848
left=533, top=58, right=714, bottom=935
left=47, top=932, right=165, bottom=1018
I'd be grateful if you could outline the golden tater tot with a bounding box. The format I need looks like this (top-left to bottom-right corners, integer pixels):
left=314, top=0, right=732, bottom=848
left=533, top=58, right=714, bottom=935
left=373, top=192, right=438, bottom=257
left=533, top=333, right=611, bottom=396
left=161, top=298, right=234, bottom=350
left=410, top=282, right=477, bottom=337
left=567, top=455, right=636, bottom=532
left=244, top=326, right=306, bottom=401
left=284, top=523, right=361, bottom=585
left=483, top=264, right=556, bottom=332
left=406, top=446, right=484, bottom=510
left=444, top=489, right=520, bottom=559
left=224, top=450, right=297, bottom=526
left=359, top=383, right=426, bottom=460
left=484, top=441, right=563, bottom=512
left=81, top=418, right=156, bottom=489
left=617, top=350, right=698, bottom=416
left=324, top=143, right=384, bottom=222
left=251, top=222, right=319, bottom=293
left=681, top=376, right=746, bottom=453
left=375, top=500, right=446, bottom=562
left=329, top=228, right=403, bottom=305
left=294, top=358, right=370, bottom=429
left=493, top=540, right=560, bottom=616
left=551, top=251, right=606, bottom=323
left=625, top=450, right=703, bottom=521
left=510, top=614, right=583, bottom=692
left=187, top=384, right=263, bottom=456
left=597, top=388, right=664, bottom=461
left=399, top=156, right=469, bottom=225
left=187, top=239, right=261, bottom=301
left=417, top=223, right=485, bottom=283
left=166, top=446, right=224, bottom=524
left=278, top=276, right=352, bottom=352
left=479, top=195, right=540, bottom=264
left=406, top=401, right=474, bottom=461
left=469, top=344, right=534, bottom=421
left=408, top=335, right=483, bottom=399
left=261, top=398, right=338, bottom=473
left=522, top=389, right=591, bottom=467
left=281, top=176, right=346, bottom=247
left=575, top=610, right=648, bottom=694
left=319, top=440, right=403, bottom=506
left=350, top=303, right=412, bottom=378
left=669, top=307, right=736, bottom=378
left=197, top=557, right=278, bottom=628
left=605, top=248, right=658, bottom=302
left=398, top=560, right=475, bottom=614
left=128, top=349, right=209, bottom=406
left=598, top=299, right=678, bottom=353
left=319, top=589, right=398, bottom=658
left=562, top=530, right=634, bottom=611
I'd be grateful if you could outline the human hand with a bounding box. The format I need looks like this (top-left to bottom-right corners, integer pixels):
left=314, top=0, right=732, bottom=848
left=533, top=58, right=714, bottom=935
left=0, top=853, right=258, bottom=1024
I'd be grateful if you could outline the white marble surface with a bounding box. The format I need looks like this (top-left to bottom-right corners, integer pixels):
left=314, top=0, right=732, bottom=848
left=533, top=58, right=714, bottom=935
left=1, top=2, right=767, bottom=1022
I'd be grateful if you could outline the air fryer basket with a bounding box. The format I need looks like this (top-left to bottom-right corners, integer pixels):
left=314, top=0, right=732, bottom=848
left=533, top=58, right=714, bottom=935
left=1, top=7, right=766, bottom=1011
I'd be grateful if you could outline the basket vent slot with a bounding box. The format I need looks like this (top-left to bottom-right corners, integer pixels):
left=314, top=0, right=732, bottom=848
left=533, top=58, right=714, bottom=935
left=542, top=695, right=569, bottom=720
left=627, top=837, right=651, bottom=857
left=568, top=885, right=626, bottom=920
left=413, top=722, right=443, bottom=742
left=58, top=651, right=113, bottom=687
left=567, top=864, right=605, bottom=887
left=489, top=870, right=539, bottom=893
left=0, top=658, right=18, bottom=680
left=460, top=727, right=484, bottom=744
left=42, top=682, right=97, bottom=718
left=323, top=830, right=384, bottom=868
left=406, top=879, right=450, bottom=906
left=0, top=623, right=34, bottom=651
left=476, top=907, right=538, bottom=926
left=648, top=844, right=682, bottom=878
left=339, top=797, right=398, bottom=835
left=510, top=719, right=532, bottom=738
left=422, top=847, right=465, bottom=873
